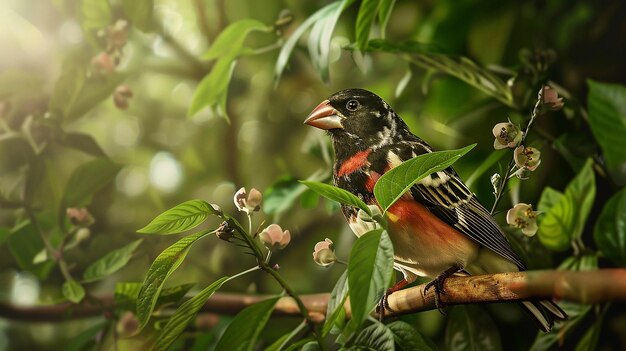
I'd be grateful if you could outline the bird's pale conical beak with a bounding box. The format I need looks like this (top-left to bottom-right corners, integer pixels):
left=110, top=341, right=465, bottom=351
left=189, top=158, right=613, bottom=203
left=304, top=100, right=343, bottom=130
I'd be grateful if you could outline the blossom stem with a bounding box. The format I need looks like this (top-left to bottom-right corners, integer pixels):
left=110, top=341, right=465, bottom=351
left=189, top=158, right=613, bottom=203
left=491, top=89, right=544, bottom=214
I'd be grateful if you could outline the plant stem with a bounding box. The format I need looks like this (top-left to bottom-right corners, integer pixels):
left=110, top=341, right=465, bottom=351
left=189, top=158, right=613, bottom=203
left=491, top=91, right=544, bottom=214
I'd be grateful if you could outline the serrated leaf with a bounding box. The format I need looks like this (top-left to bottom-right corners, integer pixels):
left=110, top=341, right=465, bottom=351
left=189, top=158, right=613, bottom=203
left=322, top=270, right=349, bottom=336
left=347, top=322, right=394, bottom=351
left=136, top=230, right=211, bottom=331
left=388, top=321, right=438, bottom=351
left=300, top=180, right=371, bottom=216
left=348, top=229, right=394, bottom=326
left=63, top=279, right=85, bottom=303
left=138, top=200, right=219, bottom=235
left=587, top=80, right=626, bottom=185
left=594, top=188, right=626, bottom=267
left=445, top=305, right=501, bottom=351
left=537, top=186, right=564, bottom=213
left=202, top=19, right=270, bottom=60
left=539, top=159, right=595, bottom=251
left=188, top=57, right=236, bottom=121
left=355, top=0, right=382, bottom=50
left=215, top=296, right=280, bottom=351
left=155, top=277, right=228, bottom=351
left=373, top=144, right=476, bottom=212
left=83, top=239, right=143, bottom=282
left=122, top=0, right=154, bottom=31
left=59, top=132, right=107, bottom=157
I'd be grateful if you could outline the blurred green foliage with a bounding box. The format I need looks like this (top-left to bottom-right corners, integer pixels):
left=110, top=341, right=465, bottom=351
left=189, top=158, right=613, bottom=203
left=1, top=0, right=625, bottom=350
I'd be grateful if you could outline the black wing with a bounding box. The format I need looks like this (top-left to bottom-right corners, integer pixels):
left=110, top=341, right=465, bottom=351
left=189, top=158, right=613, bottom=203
left=391, top=141, right=527, bottom=270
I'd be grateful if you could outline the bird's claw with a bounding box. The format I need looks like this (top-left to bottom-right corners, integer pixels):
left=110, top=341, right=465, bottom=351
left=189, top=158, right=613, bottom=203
left=424, top=265, right=460, bottom=314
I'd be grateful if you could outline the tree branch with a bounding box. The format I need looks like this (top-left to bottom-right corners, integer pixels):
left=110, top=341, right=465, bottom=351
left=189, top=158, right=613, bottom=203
left=1, top=269, right=625, bottom=322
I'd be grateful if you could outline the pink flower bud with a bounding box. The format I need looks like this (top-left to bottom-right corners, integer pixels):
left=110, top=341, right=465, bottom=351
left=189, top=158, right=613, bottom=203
left=66, top=207, right=94, bottom=226
left=492, top=121, right=523, bottom=150
left=541, top=85, right=564, bottom=111
left=233, top=187, right=262, bottom=214
left=259, top=224, right=290, bottom=250
left=91, top=52, right=115, bottom=75
left=312, top=238, right=336, bottom=267
left=506, top=203, right=539, bottom=236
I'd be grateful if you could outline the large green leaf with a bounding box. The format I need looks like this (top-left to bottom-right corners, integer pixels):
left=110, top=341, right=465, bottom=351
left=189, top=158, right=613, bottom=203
left=355, top=0, right=382, bottom=50
left=388, top=321, right=438, bottom=351
left=61, top=158, right=120, bottom=207
left=587, top=80, right=626, bottom=185
left=58, top=132, right=107, bottom=158
left=215, top=296, right=280, bottom=351
left=83, top=239, right=143, bottom=282
left=377, top=0, right=395, bottom=39
left=348, top=229, right=394, bottom=326
left=300, top=180, right=372, bottom=216
left=187, top=56, right=236, bottom=121
left=347, top=322, right=394, bottom=351
left=445, top=305, right=501, bottom=351
left=62, top=279, right=86, bottom=303
left=537, top=186, right=564, bottom=213
left=115, top=282, right=195, bottom=311
left=136, top=230, right=212, bottom=331
left=7, top=221, right=55, bottom=278
left=594, top=188, right=626, bottom=267
left=374, top=144, right=476, bottom=212
left=155, top=277, right=228, bottom=351
left=137, top=200, right=220, bottom=235
left=538, top=159, right=595, bottom=251
left=322, top=270, right=349, bottom=336
left=122, top=0, right=154, bottom=31
left=202, top=19, right=270, bottom=60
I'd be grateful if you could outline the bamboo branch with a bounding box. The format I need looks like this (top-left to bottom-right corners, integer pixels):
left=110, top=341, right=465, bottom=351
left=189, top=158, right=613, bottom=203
left=1, top=269, right=625, bottom=322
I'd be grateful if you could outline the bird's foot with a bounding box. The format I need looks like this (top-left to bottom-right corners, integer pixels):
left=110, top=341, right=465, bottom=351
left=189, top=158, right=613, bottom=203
left=424, top=265, right=461, bottom=314
left=376, top=279, right=408, bottom=321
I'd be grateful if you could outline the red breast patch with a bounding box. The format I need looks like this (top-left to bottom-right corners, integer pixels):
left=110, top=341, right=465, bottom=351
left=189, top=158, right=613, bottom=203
left=337, top=149, right=372, bottom=177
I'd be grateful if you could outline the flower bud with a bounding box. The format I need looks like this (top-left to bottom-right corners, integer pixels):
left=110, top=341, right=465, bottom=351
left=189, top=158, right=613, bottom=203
left=506, top=203, right=539, bottom=236
left=233, top=187, right=263, bottom=214
left=91, top=52, right=115, bottom=75
left=116, top=311, right=139, bottom=338
left=492, top=121, right=523, bottom=150
left=490, top=173, right=501, bottom=194
left=514, top=146, right=541, bottom=171
left=259, top=224, right=290, bottom=250
left=66, top=207, right=94, bottom=226
left=312, top=238, right=336, bottom=267
left=540, top=85, right=564, bottom=111
left=216, top=221, right=234, bottom=242
left=113, top=84, right=133, bottom=110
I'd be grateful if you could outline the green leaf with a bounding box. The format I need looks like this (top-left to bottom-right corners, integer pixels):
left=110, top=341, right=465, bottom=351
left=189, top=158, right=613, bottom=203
left=264, top=177, right=307, bottom=215
left=7, top=221, right=55, bottom=278
left=136, top=230, right=212, bottom=331
left=62, top=279, right=85, bottom=303
left=355, top=0, right=382, bottom=50
left=0, top=227, right=10, bottom=247
left=155, top=277, right=228, bottom=351
left=374, top=144, right=476, bottom=212
left=62, top=158, right=121, bottom=207
left=388, top=321, right=438, bottom=351
left=594, top=188, right=626, bottom=267
left=83, top=239, right=143, bottom=282
left=348, top=229, right=394, bottom=326
left=537, top=186, right=564, bottom=213
left=202, top=19, right=270, bottom=60
left=122, top=0, right=154, bottom=31
left=58, top=132, right=107, bottom=158
left=539, top=159, right=595, bottom=251
left=574, top=305, right=607, bottom=351
left=587, top=80, right=626, bottom=185
left=465, top=150, right=506, bottom=188
left=347, top=322, right=394, bottom=351
left=215, top=296, right=280, bottom=351
left=445, top=305, right=501, bottom=351
left=115, top=282, right=195, bottom=311
left=188, top=56, right=236, bottom=121
left=63, top=321, right=107, bottom=351
left=377, top=0, right=395, bottom=39
left=300, top=180, right=372, bottom=216
left=138, top=200, right=220, bottom=235
left=361, top=40, right=514, bottom=107
left=322, top=270, right=349, bottom=336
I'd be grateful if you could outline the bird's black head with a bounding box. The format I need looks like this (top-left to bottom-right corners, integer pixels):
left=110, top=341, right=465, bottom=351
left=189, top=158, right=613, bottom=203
left=304, top=89, right=410, bottom=150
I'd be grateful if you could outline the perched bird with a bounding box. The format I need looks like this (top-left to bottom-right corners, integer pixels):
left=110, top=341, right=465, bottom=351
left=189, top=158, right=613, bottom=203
left=304, top=88, right=566, bottom=331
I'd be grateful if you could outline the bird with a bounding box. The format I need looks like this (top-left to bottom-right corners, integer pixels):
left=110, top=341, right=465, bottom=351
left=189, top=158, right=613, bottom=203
left=304, top=88, right=566, bottom=332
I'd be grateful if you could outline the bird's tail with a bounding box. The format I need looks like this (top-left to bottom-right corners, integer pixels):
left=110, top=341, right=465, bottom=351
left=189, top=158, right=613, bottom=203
left=519, top=300, right=568, bottom=332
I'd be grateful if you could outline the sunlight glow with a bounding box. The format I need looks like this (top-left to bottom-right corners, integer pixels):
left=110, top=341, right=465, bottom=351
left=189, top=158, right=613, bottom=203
left=149, top=152, right=183, bottom=192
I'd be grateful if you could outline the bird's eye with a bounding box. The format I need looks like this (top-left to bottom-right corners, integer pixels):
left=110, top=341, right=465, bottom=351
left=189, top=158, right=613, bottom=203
left=346, top=99, right=360, bottom=111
